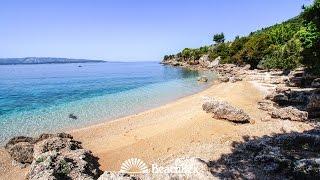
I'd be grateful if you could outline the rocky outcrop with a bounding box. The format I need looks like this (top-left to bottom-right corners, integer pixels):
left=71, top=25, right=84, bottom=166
left=266, top=87, right=310, bottom=107
left=198, top=55, right=211, bottom=68
left=5, top=133, right=102, bottom=180
left=5, top=136, right=35, bottom=164
left=202, top=97, right=250, bottom=123
left=209, top=129, right=320, bottom=179
left=263, top=87, right=320, bottom=120
left=287, top=68, right=319, bottom=88
left=209, top=56, right=220, bottom=68
left=269, top=106, right=308, bottom=122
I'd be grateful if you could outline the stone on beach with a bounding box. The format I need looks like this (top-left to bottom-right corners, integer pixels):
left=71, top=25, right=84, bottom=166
left=269, top=106, right=308, bottom=122
left=218, top=76, right=229, bottom=83
left=202, top=97, right=250, bottom=123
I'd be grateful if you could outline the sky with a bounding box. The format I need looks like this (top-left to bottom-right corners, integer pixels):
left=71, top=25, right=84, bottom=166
left=0, top=0, right=313, bottom=61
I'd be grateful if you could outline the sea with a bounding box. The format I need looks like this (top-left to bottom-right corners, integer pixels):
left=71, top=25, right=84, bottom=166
left=0, top=62, right=215, bottom=145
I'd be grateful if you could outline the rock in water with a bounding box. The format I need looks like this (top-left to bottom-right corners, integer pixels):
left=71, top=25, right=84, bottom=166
left=197, top=76, right=208, bottom=82
left=202, top=97, right=250, bottom=123
left=69, top=113, right=78, bottom=120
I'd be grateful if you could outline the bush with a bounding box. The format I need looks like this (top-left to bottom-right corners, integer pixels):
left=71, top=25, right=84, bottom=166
left=262, top=38, right=302, bottom=69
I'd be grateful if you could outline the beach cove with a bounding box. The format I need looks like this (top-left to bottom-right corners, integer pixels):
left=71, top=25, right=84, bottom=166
left=0, top=68, right=314, bottom=179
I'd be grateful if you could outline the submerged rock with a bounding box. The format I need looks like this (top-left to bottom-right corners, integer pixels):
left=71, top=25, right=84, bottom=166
left=202, top=97, right=250, bottom=123
left=197, top=76, right=208, bottom=82
left=69, top=113, right=78, bottom=120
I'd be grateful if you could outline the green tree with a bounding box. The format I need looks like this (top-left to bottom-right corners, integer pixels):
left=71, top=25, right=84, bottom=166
left=213, top=33, right=225, bottom=44
left=241, top=34, right=271, bottom=68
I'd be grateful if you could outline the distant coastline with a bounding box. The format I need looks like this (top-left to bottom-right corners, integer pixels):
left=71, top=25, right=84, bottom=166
left=0, top=57, right=106, bottom=65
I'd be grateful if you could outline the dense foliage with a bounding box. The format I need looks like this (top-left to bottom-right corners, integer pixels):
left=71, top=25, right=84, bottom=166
left=299, top=0, right=320, bottom=74
left=164, top=0, right=320, bottom=74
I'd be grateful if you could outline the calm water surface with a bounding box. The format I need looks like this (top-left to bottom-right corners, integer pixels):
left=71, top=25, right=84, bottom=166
left=0, top=62, right=215, bottom=144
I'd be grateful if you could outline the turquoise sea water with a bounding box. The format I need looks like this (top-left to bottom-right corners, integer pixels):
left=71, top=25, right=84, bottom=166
left=0, top=62, right=215, bottom=145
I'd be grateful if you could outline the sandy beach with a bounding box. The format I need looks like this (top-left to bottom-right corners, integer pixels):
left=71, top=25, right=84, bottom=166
left=70, top=80, right=312, bottom=172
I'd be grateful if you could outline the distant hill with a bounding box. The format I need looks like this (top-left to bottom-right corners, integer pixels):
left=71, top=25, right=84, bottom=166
left=0, top=57, right=106, bottom=65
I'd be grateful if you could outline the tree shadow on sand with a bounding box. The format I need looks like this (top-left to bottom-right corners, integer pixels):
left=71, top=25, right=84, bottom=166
left=206, top=128, right=320, bottom=180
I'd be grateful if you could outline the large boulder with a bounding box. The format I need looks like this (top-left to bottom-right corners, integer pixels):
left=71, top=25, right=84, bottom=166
left=202, top=97, right=250, bottom=123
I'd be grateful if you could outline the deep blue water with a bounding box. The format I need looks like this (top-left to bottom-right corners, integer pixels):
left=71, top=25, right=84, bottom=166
left=0, top=62, right=214, bottom=144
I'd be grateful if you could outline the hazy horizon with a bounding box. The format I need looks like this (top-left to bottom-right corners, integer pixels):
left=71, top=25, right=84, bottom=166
left=0, top=0, right=312, bottom=61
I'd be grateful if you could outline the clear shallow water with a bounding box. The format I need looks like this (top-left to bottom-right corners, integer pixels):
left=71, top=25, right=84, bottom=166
left=0, top=62, right=215, bottom=144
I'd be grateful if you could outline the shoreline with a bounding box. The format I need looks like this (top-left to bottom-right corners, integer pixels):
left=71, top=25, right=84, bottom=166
left=69, top=81, right=216, bottom=134
left=69, top=78, right=313, bottom=172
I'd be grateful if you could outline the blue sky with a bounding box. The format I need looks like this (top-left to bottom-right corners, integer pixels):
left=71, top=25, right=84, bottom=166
left=0, top=0, right=313, bottom=61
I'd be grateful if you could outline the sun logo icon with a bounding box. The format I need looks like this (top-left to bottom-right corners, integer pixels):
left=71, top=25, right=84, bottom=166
left=120, top=158, right=149, bottom=174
